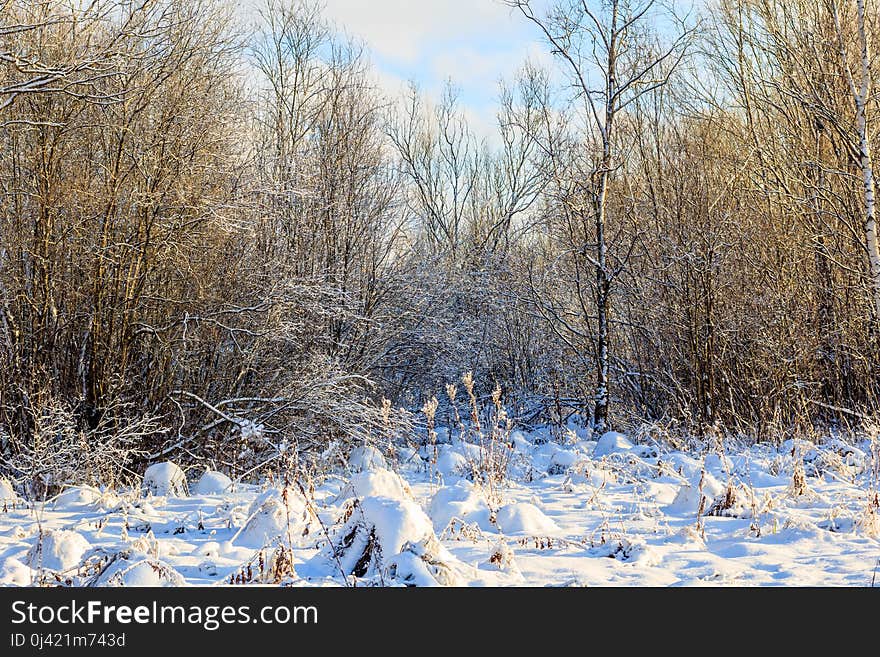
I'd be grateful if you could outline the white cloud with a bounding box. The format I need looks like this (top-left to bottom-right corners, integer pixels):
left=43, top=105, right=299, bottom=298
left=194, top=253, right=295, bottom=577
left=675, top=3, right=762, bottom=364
left=321, top=0, right=521, bottom=64
left=243, top=1, right=557, bottom=146
left=427, top=40, right=552, bottom=91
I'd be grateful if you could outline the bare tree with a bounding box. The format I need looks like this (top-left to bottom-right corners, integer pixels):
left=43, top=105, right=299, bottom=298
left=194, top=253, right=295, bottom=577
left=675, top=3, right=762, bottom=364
left=508, top=0, right=695, bottom=432
left=831, top=0, right=880, bottom=324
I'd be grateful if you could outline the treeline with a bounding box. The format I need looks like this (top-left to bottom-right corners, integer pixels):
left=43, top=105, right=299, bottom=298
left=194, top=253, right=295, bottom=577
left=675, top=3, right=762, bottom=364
left=1, top=0, right=878, bottom=491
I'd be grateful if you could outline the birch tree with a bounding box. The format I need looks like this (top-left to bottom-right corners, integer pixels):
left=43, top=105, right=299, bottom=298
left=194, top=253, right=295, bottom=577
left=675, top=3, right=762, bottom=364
left=832, top=0, right=880, bottom=324
left=508, top=0, right=694, bottom=432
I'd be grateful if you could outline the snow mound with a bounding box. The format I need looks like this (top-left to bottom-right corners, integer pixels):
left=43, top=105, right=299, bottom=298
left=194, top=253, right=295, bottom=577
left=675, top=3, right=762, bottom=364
left=593, top=431, right=634, bottom=457
left=25, top=530, right=90, bottom=572
left=662, top=452, right=703, bottom=479
left=495, top=502, right=561, bottom=536
left=706, top=483, right=752, bottom=518
left=53, top=486, right=102, bottom=508
left=348, top=445, right=387, bottom=472
left=143, top=462, right=187, bottom=497
left=386, top=537, right=465, bottom=586
left=781, top=438, right=816, bottom=455
left=665, top=471, right=724, bottom=515
left=193, top=470, right=233, bottom=495
left=359, top=496, right=435, bottom=555
left=340, top=469, right=412, bottom=502
left=510, top=431, right=532, bottom=453
left=483, top=540, right=520, bottom=574
left=591, top=537, right=657, bottom=564
left=90, top=552, right=186, bottom=587
left=703, top=452, right=733, bottom=476
left=436, top=448, right=469, bottom=477
left=315, top=496, right=462, bottom=585
left=428, top=479, right=491, bottom=532
left=235, top=487, right=308, bottom=549
left=548, top=447, right=580, bottom=474
left=0, top=557, right=32, bottom=585
left=551, top=448, right=579, bottom=469
left=0, top=478, right=17, bottom=501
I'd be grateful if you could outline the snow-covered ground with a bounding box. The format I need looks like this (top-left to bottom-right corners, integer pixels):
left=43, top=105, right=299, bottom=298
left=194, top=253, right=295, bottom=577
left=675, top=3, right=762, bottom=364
left=1, top=429, right=878, bottom=587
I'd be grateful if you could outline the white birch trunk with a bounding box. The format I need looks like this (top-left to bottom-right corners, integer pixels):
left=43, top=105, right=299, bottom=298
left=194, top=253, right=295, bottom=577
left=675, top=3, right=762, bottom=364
left=855, top=0, right=880, bottom=323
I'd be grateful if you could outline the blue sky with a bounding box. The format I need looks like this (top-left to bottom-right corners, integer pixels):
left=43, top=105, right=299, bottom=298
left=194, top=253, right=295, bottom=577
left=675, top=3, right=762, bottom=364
left=319, top=1, right=552, bottom=140
left=242, top=1, right=699, bottom=142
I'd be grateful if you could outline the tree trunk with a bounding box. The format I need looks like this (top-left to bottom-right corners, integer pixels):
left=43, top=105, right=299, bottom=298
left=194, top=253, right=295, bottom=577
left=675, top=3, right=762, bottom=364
left=854, top=0, right=880, bottom=324
left=593, top=82, right=614, bottom=434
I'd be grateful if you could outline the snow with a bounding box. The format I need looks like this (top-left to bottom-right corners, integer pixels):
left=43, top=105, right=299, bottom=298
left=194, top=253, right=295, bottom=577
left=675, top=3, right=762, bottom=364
left=0, top=557, right=32, bottom=585
left=593, top=431, right=634, bottom=457
left=340, top=469, right=412, bottom=502
left=1, top=428, right=879, bottom=587
left=484, top=540, right=519, bottom=573
left=703, top=453, right=733, bottom=476
left=53, top=486, right=102, bottom=508
left=358, top=496, right=435, bottom=556
left=665, top=471, right=724, bottom=515
left=348, top=445, right=387, bottom=472
left=550, top=447, right=580, bottom=469
left=235, top=486, right=308, bottom=549
left=90, top=553, right=187, bottom=587
left=143, top=462, right=188, bottom=497
left=193, top=470, right=233, bottom=495
left=435, top=447, right=469, bottom=476
left=495, top=502, right=561, bottom=536
left=0, top=479, right=16, bottom=502
left=25, top=530, right=90, bottom=572
left=428, top=479, right=491, bottom=532
left=305, top=494, right=461, bottom=585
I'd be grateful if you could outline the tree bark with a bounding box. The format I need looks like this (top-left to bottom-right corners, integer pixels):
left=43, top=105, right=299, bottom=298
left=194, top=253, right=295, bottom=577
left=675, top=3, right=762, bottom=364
left=848, top=0, right=880, bottom=324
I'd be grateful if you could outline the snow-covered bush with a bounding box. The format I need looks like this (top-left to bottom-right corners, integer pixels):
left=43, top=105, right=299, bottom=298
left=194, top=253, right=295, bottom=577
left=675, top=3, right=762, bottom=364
left=25, top=530, right=90, bottom=572
left=314, top=496, right=463, bottom=585
left=348, top=445, right=387, bottom=473
left=428, top=479, right=491, bottom=532
left=1, top=398, right=160, bottom=498
left=193, top=470, right=233, bottom=495
left=53, top=486, right=102, bottom=509
left=666, top=470, right=724, bottom=515
left=0, top=478, right=17, bottom=502
left=142, top=462, right=188, bottom=497
left=338, top=469, right=412, bottom=502
left=235, top=486, right=308, bottom=549
left=593, top=431, right=634, bottom=458
left=86, top=551, right=186, bottom=587
left=494, top=502, right=561, bottom=536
